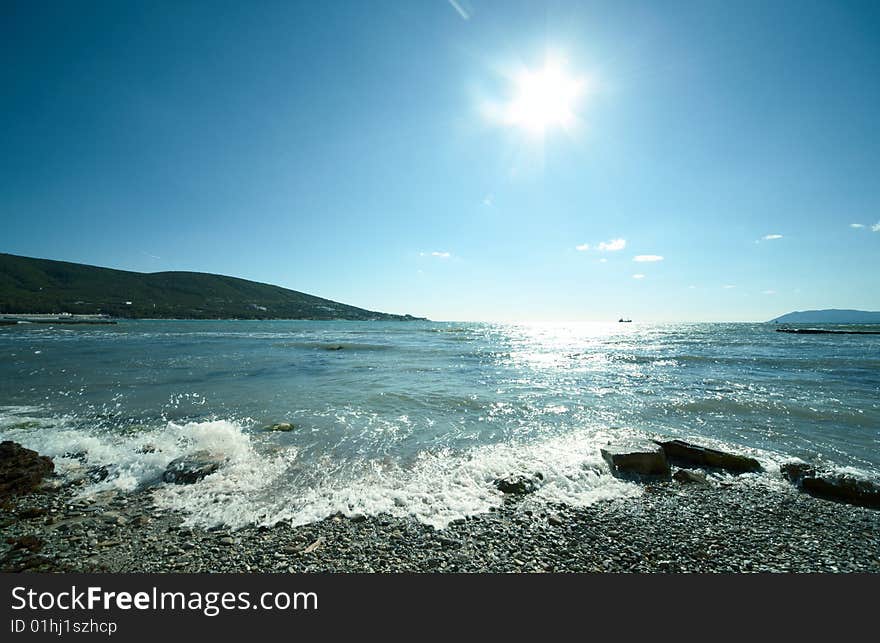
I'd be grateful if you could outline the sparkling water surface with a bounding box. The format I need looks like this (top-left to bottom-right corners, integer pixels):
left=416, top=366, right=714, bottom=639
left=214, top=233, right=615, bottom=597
left=1, top=320, right=878, bottom=528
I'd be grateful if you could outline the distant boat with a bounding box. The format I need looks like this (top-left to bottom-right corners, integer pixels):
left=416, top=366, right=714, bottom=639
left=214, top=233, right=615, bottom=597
left=619, top=318, right=632, bottom=323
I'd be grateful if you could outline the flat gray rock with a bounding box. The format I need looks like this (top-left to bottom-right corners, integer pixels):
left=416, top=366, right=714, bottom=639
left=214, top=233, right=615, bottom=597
left=601, top=441, right=670, bottom=477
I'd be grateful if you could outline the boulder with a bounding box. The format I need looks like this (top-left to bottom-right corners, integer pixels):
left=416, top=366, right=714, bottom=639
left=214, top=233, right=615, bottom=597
left=162, top=451, right=223, bottom=485
left=673, top=469, right=709, bottom=485
left=655, top=439, right=762, bottom=474
left=494, top=473, right=543, bottom=495
left=781, top=462, right=880, bottom=509
left=601, top=441, right=670, bottom=477
left=0, top=441, right=54, bottom=500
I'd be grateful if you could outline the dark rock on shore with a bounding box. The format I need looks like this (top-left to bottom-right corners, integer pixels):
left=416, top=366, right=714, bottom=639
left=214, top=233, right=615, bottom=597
left=673, top=469, right=709, bottom=485
left=495, top=473, right=543, bottom=495
left=162, top=451, right=223, bottom=484
left=0, top=441, right=54, bottom=500
left=655, top=439, right=762, bottom=474
left=601, top=441, right=670, bottom=477
left=781, top=462, right=880, bottom=509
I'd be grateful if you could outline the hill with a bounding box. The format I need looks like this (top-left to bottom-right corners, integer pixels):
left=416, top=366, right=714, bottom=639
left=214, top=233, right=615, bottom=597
left=0, top=253, right=425, bottom=321
left=769, top=309, right=880, bottom=324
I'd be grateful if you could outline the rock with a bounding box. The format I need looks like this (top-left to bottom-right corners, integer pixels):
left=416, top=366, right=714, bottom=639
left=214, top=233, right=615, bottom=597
left=86, top=465, right=110, bottom=483
left=601, top=441, right=670, bottom=477
left=17, top=507, right=47, bottom=519
left=673, top=469, right=709, bottom=485
left=548, top=515, right=564, bottom=526
left=494, top=473, right=542, bottom=495
left=265, top=422, right=295, bottom=432
left=782, top=462, right=880, bottom=509
left=436, top=536, right=461, bottom=549
left=655, top=439, right=762, bottom=474
left=5, top=535, right=44, bottom=553
left=218, top=537, right=236, bottom=546
left=780, top=462, right=813, bottom=483
left=162, top=451, right=223, bottom=485
left=0, top=441, right=55, bottom=500
left=101, top=512, right=127, bottom=526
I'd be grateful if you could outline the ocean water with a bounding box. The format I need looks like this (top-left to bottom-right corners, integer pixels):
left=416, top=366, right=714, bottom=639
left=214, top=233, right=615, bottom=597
left=1, top=320, right=878, bottom=529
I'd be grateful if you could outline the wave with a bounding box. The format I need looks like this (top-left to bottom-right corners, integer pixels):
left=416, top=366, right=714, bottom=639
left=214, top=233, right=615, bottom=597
left=1, top=411, right=644, bottom=530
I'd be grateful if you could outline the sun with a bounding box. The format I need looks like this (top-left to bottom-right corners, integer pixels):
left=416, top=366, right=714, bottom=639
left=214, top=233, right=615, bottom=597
left=503, top=58, right=587, bottom=136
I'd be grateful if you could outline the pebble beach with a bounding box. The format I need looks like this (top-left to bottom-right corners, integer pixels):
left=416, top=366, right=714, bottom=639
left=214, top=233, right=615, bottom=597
left=4, top=476, right=878, bottom=574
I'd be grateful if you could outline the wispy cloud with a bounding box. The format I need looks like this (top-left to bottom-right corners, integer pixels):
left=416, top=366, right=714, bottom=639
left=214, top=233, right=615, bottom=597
left=141, top=251, right=161, bottom=260
left=761, top=234, right=783, bottom=241
left=598, top=238, right=626, bottom=252
left=447, top=0, right=470, bottom=20
left=873, top=221, right=880, bottom=232
left=420, top=251, right=451, bottom=259
left=850, top=223, right=865, bottom=229
left=576, top=238, right=626, bottom=253
left=632, top=274, right=645, bottom=279
left=723, top=284, right=736, bottom=289
left=598, top=258, right=607, bottom=263
left=762, top=290, right=776, bottom=295
left=633, top=254, right=663, bottom=262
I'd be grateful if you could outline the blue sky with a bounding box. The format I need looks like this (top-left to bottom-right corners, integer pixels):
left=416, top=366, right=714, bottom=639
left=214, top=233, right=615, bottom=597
left=2, top=0, right=879, bottom=321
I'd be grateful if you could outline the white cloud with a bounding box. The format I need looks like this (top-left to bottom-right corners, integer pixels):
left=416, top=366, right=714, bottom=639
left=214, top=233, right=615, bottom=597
left=632, top=274, right=645, bottom=279
left=723, top=284, right=736, bottom=289
left=762, top=290, right=776, bottom=295
left=576, top=238, right=626, bottom=253
left=598, top=238, right=626, bottom=252
left=598, top=258, right=607, bottom=263
left=633, top=254, right=664, bottom=262
left=873, top=221, right=880, bottom=232
left=850, top=223, right=865, bottom=229
left=431, top=251, right=451, bottom=258
left=762, top=234, right=783, bottom=241
left=483, top=194, right=493, bottom=206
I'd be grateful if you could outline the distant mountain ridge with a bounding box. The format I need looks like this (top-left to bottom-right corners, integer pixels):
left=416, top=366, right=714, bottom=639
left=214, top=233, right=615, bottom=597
left=770, top=309, right=880, bottom=324
left=0, top=253, right=425, bottom=321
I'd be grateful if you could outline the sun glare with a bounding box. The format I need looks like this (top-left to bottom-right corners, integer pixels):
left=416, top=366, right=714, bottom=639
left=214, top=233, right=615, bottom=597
left=503, top=59, right=587, bottom=136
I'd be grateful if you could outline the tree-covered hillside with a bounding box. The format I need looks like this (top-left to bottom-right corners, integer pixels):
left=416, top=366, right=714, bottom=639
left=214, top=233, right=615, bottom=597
left=0, top=253, right=424, bottom=321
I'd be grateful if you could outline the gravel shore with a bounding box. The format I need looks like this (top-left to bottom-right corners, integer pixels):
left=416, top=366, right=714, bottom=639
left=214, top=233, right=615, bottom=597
left=3, top=478, right=878, bottom=573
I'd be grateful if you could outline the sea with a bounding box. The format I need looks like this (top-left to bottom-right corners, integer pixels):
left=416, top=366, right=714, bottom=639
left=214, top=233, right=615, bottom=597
left=1, top=320, right=878, bottom=529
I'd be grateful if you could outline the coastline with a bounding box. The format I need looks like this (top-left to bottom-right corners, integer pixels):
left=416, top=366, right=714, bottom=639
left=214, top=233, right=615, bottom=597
left=4, top=478, right=878, bottom=573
